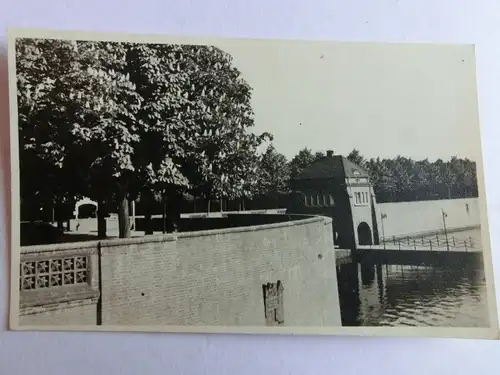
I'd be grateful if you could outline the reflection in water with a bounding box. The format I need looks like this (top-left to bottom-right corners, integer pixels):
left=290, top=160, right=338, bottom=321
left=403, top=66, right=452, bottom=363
left=337, top=258, right=490, bottom=327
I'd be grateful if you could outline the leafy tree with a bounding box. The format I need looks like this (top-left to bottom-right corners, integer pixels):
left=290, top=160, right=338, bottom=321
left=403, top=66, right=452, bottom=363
left=17, top=39, right=270, bottom=237
left=126, top=43, right=271, bottom=225
left=16, top=38, right=141, bottom=237
left=289, top=148, right=323, bottom=179
left=179, top=45, right=271, bottom=206
left=347, top=149, right=365, bottom=168
left=257, top=144, right=290, bottom=201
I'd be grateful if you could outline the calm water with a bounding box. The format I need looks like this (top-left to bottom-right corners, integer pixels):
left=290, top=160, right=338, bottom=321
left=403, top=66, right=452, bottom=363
left=337, top=229, right=490, bottom=327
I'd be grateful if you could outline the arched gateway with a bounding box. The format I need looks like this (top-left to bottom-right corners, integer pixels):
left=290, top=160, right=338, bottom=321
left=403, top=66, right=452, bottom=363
left=357, top=222, right=373, bottom=246
left=74, top=198, right=98, bottom=219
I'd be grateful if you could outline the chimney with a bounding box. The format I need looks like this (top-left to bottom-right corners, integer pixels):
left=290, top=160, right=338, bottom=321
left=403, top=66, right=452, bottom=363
left=326, top=150, right=334, bottom=157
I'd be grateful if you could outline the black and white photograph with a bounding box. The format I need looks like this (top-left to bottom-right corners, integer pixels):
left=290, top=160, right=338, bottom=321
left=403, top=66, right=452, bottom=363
left=8, top=29, right=498, bottom=338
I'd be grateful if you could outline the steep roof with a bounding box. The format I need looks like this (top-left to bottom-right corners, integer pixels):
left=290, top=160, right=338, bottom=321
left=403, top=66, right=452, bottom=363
left=341, top=157, right=370, bottom=178
left=293, top=154, right=370, bottom=180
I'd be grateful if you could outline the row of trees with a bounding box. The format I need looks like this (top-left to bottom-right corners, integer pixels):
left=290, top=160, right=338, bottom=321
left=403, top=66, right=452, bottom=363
left=256, top=147, right=479, bottom=203
left=346, top=149, right=479, bottom=202
left=18, top=38, right=273, bottom=237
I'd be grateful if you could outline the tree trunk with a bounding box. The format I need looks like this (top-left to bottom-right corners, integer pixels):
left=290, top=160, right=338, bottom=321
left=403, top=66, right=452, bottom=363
left=145, top=210, right=153, bottom=235
left=145, top=196, right=152, bottom=236
left=65, top=201, right=72, bottom=231
left=97, top=200, right=107, bottom=239
left=118, top=195, right=131, bottom=238
left=54, top=201, right=64, bottom=234
left=162, top=194, right=167, bottom=234
left=130, top=200, right=136, bottom=231
left=141, top=189, right=154, bottom=235
left=57, top=220, right=64, bottom=233
left=166, top=192, right=180, bottom=233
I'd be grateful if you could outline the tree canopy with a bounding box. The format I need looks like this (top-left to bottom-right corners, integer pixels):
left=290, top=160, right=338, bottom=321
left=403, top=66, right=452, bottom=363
left=17, top=38, right=270, bottom=236
left=257, top=144, right=291, bottom=196
left=288, top=148, right=324, bottom=180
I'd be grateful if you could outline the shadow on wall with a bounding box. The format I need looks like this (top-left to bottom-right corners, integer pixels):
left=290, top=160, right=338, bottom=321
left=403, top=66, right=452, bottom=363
left=20, top=214, right=313, bottom=246
left=135, top=214, right=312, bottom=233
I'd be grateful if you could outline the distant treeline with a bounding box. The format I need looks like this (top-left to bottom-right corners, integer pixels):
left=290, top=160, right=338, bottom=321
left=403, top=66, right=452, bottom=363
left=198, top=146, right=481, bottom=208
left=263, top=147, right=479, bottom=204
left=189, top=147, right=481, bottom=207
left=342, top=150, right=478, bottom=203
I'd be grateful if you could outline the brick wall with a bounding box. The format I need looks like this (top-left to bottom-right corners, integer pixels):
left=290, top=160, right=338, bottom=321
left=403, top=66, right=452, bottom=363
left=17, top=215, right=342, bottom=328
left=99, top=215, right=341, bottom=327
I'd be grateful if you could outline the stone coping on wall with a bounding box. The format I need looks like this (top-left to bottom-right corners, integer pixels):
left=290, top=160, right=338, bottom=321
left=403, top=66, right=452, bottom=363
left=21, top=239, right=101, bottom=254
left=21, top=214, right=331, bottom=252
left=179, top=209, right=288, bottom=218
left=174, top=215, right=331, bottom=240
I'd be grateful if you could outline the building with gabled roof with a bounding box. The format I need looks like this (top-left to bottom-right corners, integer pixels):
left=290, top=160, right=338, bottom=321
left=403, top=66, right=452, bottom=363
left=288, top=150, right=381, bottom=250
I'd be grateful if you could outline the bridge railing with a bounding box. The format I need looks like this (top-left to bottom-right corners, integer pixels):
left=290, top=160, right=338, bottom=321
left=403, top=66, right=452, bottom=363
left=374, top=234, right=480, bottom=252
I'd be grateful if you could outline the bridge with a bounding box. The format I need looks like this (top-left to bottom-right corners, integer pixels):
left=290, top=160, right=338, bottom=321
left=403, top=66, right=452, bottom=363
left=353, top=228, right=482, bottom=267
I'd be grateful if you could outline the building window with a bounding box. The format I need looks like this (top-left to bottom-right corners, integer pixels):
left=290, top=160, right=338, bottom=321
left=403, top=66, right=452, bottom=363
left=354, top=191, right=370, bottom=206
left=263, top=281, right=284, bottom=326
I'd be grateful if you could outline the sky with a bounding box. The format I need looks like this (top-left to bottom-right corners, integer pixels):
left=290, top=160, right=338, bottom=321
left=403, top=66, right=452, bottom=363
left=12, top=30, right=483, bottom=163
left=210, top=38, right=483, bottom=163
